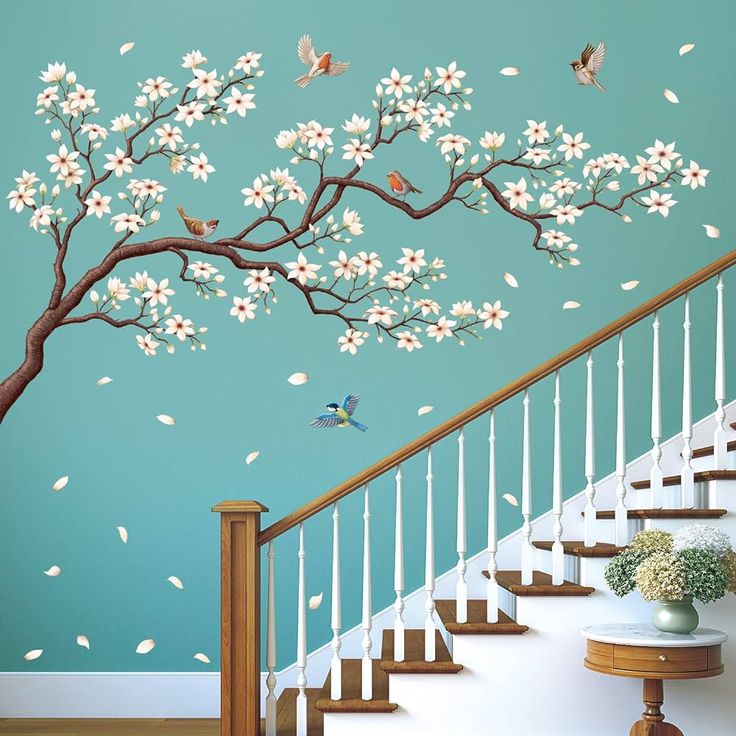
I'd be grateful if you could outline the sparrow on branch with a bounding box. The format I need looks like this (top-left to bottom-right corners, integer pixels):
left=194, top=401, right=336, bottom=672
left=177, top=206, right=219, bottom=239
left=570, top=42, right=607, bottom=91
left=387, top=170, right=422, bottom=200
left=295, top=34, right=350, bottom=88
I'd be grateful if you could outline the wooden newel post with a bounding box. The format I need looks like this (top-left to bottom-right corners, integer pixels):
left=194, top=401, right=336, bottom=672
left=213, top=501, right=269, bottom=736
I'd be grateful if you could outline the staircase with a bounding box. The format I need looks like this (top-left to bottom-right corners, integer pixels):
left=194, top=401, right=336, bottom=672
left=212, top=249, right=736, bottom=736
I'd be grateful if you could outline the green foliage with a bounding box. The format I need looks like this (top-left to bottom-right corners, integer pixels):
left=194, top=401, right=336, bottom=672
left=604, top=549, right=649, bottom=597
left=679, top=548, right=728, bottom=604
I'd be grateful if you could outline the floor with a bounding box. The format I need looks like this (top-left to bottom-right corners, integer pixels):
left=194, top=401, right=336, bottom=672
left=0, top=722, right=220, bottom=736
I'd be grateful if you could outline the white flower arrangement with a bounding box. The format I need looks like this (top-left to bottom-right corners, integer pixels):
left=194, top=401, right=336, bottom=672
left=673, top=524, right=733, bottom=558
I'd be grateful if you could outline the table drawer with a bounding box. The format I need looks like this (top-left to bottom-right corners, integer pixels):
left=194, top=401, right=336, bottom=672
left=613, top=644, right=707, bottom=674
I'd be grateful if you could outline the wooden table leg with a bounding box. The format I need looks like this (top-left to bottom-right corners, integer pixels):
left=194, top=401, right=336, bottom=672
left=629, top=679, right=684, bottom=736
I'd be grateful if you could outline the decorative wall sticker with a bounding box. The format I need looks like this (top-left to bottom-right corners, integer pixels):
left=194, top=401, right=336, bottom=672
left=167, top=576, right=184, bottom=590
left=417, top=405, right=434, bottom=416
left=245, top=451, right=260, bottom=465
left=23, top=649, right=43, bottom=661
left=569, top=42, right=607, bottom=91
left=679, top=43, right=695, bottom=56
left=43, top=565, right=61, bottom=577
left=96, top=376, right=114, bottom=385
left=193, top=652, right=211, bottom=664
left=76, top=635, right=90, bottom=650
left=135, top=639, right=156, bottom=655
left=703, top=224, right=721, bottom=238
left=621, top=280, right=640, bottom=291
left=308, top=592, right=323, bottom=610
left=310, top=394, right=367, bottom=432
left=116, top=526, right=128, bottom=544
left=51, top=476, right=69, bottom=492
left=288, top=372, right=310, bottom=386
left=295, top=35, right=349, bottom=89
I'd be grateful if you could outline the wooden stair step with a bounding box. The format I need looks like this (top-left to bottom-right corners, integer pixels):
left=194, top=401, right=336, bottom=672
left=689, top=439, right=736, bottom=459
left=631, top=470, right=736, bottom=490
left=485, top=570, right=595, bottom=596
left=315, top=659, right=398, bottom=714
left=380, top=629, right=462, bottom=673
left=533, top=540, right=625, bottom=557
left=592, top=508, right=728, bottom=520
left=732, top=421, right=736, bottom=430
left=261, top=688, right=323, bottom=735
left=435, top=598, right=529, bottom=635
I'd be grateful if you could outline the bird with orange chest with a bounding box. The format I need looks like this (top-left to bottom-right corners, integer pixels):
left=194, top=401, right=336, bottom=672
left=295, top=34, right=350, bottom=88
left=386, top=170, right=422, bottom=201
left=177, top=206, right=218, bottom=240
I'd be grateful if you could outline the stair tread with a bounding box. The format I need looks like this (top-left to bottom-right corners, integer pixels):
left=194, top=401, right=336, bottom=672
left=485, top=569, right=595, bottom=596
left=380, top=629, right=462, bottom=673
left=435, top=598, right=529, bottom=634
left=631, top=470, right=736, bottom=490
left=315, top=659, right=398, bottom=713
left=690, top=439, right=736, bottom=459
left=261, top=688, right=323, bottom=735
left=592, top=507, right=728, bottom=519
left=533, top=540, right=625, bottom=557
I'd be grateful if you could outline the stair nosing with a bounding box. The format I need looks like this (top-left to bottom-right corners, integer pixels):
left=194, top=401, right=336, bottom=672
left=380, top=629, right=462, bottom=674
left=486, top=569, right=595, bottom=596
left=631, top=469, right=736, bottom=490
left=435, top=599, right=529, bottom=635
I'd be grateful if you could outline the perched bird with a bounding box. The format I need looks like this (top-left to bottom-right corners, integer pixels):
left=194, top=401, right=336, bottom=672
left=570, top=42, right=607, bottom=91
left=177, top=206, right=219, bottom=239
left=387, top=170, right=422, bottom=200
left=310, top=394, right=368, bottom=432
left=295, top=34, right=349, bottom=88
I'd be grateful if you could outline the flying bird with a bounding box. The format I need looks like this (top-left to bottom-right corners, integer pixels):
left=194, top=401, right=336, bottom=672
left=387, top=170, right=422, bottom=200
left=177, top=206, right=219, bottom=239
left=295, top=34, right=350, bottom=88
left=570, top=42, right=607, bottom=91
left=310, top=394, right=367, bottom=432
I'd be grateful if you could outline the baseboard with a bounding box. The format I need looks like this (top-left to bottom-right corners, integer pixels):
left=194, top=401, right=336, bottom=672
left=0, top=672, right=220, bottom=718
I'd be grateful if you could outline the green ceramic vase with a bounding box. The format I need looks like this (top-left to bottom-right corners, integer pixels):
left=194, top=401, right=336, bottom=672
left=652, top=595, right=699, bottom=634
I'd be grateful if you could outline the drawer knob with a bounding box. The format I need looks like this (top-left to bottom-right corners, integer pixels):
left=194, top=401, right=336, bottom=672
left=659, top=655, right=668, bottom=662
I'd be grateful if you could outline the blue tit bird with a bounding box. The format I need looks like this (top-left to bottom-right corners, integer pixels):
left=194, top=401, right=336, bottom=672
left=309, top=394, right=368, bottom=432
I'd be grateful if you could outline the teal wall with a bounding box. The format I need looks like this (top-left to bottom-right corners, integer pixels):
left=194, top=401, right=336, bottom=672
left=1, top=0, right=734, bottom=672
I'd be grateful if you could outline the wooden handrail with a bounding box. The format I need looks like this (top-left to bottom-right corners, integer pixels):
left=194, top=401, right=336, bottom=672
left=259, top=248, right=736, bottom=546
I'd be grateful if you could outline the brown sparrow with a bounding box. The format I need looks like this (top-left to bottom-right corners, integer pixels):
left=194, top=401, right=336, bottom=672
left=177, top=206, right=218, bottom=239
left=570, top=42, right=606, bottom=91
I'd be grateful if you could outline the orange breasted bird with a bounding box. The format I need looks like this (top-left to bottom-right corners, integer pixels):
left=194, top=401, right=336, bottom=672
left=387, top=170, right=422, bottom=200
left=177, top=206, right=219, bottom=239
left=295, top=34, right=349, bottom=88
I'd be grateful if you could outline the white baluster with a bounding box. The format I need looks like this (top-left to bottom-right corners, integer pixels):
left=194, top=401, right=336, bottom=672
left=361, top=485, right=373, bottom=701
left=583, top=351, right=597, bottom=547
left=681, top=294, right=695, bottom=508
left=487, top=410, right=499, bottom=623
left=650, top=311, right=664, bottom=507
left=265, top=541, right=277, bottom=736
left=393, top=465, right=405, bottom=662
left=714, top=275, right=727, bottom=468
left=614, top=334, right=628, bottom=547
left=552, top=371, right=564, bottom=585
left=521, top=389, right=534, bottom=585
left=456, top=428, right=468, bottom=623
left=330, top=503, right=342, bottom=701
left=296, top=524, right=307, bottom=736
left=425, top=447, right=436, bottom=662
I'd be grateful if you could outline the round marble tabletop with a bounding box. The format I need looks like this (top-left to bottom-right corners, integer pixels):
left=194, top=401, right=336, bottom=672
left=581, top=623, right=728, bottom=648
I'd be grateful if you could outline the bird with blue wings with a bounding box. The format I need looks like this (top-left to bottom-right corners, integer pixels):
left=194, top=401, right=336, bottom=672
left=309, top=394, right=368, bottom=432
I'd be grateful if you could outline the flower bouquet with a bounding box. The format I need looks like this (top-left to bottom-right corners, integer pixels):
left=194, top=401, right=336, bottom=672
left=604, top=525, right=736, bottom=634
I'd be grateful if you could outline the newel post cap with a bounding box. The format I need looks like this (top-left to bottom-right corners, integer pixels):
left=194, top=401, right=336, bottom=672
left=212, top=500, right=269, bottom=513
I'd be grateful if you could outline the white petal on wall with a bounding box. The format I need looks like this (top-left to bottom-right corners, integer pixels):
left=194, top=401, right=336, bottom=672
left=156, top=414, right=176, bottom=425
left=503, top=272, right=519, bottom=288
left=679, top=43, right=695, bottom=56
left=117, top=526, right=128, bottom=544
left=194, top=652, right=211, bottom=664
left=499, top=67, right=520, bottom=76
left=621, top=280, right=640, bottom=291
left=167, top=576, right=184, bottom=590
left=308, top=592, right=323, bottom=610
left=703, top=224, right=720, bottom=239
left=502, top=493, right=519, bottom=507
left=135, top=639, right=156, bottom=655
left=119, top=42, right=135, bottom=56
left=76, top=635, right=90, bottom=650
left=563, top=301, right=581, bottom=310
left=288, top=372, right=310, bottom=386
left=663, top=88, right=680, bottom=104
left=246, top=451, right=260, bottom=465
left=96, top=376, right=113, bottom=386
left=24, top=649, right=43, bottom=661
left=52, top=476, right=69, bottom=492
left=417, top=405, right=434, bottom=416
left=43, top=565, right=61, bottom=577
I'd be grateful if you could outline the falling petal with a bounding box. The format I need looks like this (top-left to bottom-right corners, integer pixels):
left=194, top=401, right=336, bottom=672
left=52, top=476, right=69, bottom=492
left=24, top=649, right=43, bottom=661
left=43, top=565, right=61, bottom=577
left=288, top=372, right=309, bottom=386
left=621, top=280, right=640, bottom=291
left=703, top=224, right=720, bottom=239
left=135, top=639, right=156, bottom=655
left=96, top=376, right=113, bottom=386
left=193, top=652, right=211, bottom=664
left=563, top=301, right=581, bottom=310
left=156, top=414, right=176, bottom=425
left=119, top=42, right=135, bottom=56
left=117, top=526, right=128, bottom=544
left=503, top=272, right=519, bottom=288
left=417, top=405, right=434, bottom=416
left=308, top=592, right=323, bottom=610
left=679, top=43, right=695, bottom=56
left=167, top=576, right=184, bottom=590
left=663, top=88, right=679, bottom=104
left=499, top=67, right=520, bottom=76
left=246, top=451, right=260, bottom=465
left=77, top=635, right=90, bottom=650
left=502, top=493, right=519, bottom=507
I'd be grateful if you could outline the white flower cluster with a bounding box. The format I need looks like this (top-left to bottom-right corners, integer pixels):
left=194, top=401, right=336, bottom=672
left=673, top=524, right=733, bottom=558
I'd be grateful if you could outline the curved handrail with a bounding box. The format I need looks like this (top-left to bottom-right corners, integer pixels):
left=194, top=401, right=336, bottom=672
left=259, top=248, right=736, bottom=545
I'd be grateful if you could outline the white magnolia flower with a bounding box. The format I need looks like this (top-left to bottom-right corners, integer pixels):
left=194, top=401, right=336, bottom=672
left=342, top=139, right=373, bottom=166
left=414, top=298, right=440, bottom=316
left=175, top=101, right=206, bottom=128
left=342, top=114, right=370, bottom=134
left=538, top=192, right=556, bottom=209
left=129, top=271, right=149, bottom=291
left=680, top=160, right=709, bottom=189
left=46, top=144, right=79, bottom=176
left=169, top=156, right=185, bottom=174
left=478, top=300, right=509, bottom=330
left=641, top=190, right=677, bottom=218
left=557, top=131, right=590, bottom=161
left=479, top=131, right=505, bottom=150
left=84, top=190, right=112, bottom=218
left=645, top=139, right=679, bottom=171
left=189, top=261, right=219, bottom=279
left=549, top=178, right=578, bottom=196
left=40, top=61, right=67, bottom=83
left=366, top=305, right=398, bottom=326
left=397, top=331, right=422, bottom=351
left=450, top=300, right=474, bottom=318
left=542, top=230, right=571, bottom=248
left=286, top=182, right=306, bottom=203
left=523, top=120, right=549, bottom=145
left=435, top=61, right=466, bottom=93
left=67, top=84, right=95, bottom=112
left=437, top=133, right=470, bottom=156
left=427, top=315, right=456, bottom=342
left=107, top=277, right=130, bottom=302
left=142, top=76, right=172, bottom=100
left=605, top=153, right=630, bottom=173
left=523, top=147, right=551, bottom=165
left=338, top=328, right=366, bottom=355
left=110, top=114, right=136, bottom=133
left=383, top=270, right=412, bottom=290
left=353, top=250, right=382, bottom=276
left=342, top=207, right=364, bottom=235
left=304, top=121, right=334, bottom=150
left=30, top=204, right=54, bottom=230
left=36, top=86, right=59, bottom=108
left=244, top=267, right=275, bottom=293
left=103, top=147, right=133, bottom=178
left=583, top=157, right=606, bottom=178
left=631, top=155, right=662, bottom=185
left=399, top=98, right=428, bottom=123
left=7, top=188, right=36, bottom=213
left=329, top=250, right=354, bottom=280
left=224, top=87, right=256, bottom=117
left=417, top=122, right=433, bottom=142
left=15, top=170, right=39, bottom=190
left=381, top=68, right=413, bottom=98
left=241, top=176, right=274, bottom=208
left=551, top=204, right=583, bottom=225
left=230, top=296, right=257, bottom=323
left=156, top=123, right=183, bottom=151
left=502, top=178, right=533, bottom=210
left=165, top=314, right=195, bottom=340
left=275, top=129, right=298, bottom=149
left=136, top=333, right=159, bottom=356
left=144, top=277, right=175, bottom=305
left=188, top=153, right=215, bottom=182
left=430, top=103, right=454, bottom=128
left=285, top=252, right=321, bottom=284
left=398, top=247, right=427, bottom=274
left=234, top=51, right=262, bottom=73
left=111, top=212, right=143, bottom=233
left=81, top=123, right=108, bottom=140
left=182, top=50, right=208, bottom=69
left=187, top=68, right=222, bottom=98
left=135, top=178, right=166, bottom=199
